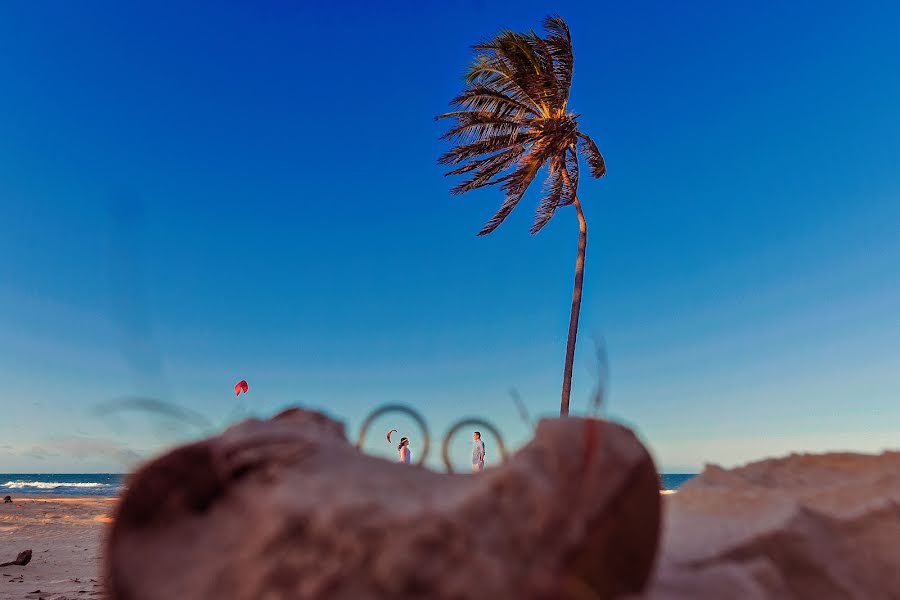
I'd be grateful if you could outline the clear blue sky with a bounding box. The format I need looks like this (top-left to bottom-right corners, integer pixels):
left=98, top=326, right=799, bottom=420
left=1, top=1, right=898, bottom=473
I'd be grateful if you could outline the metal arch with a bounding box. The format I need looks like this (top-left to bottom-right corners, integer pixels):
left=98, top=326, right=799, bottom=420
left=356, top=403, right=430, bottom=467
left=441, top=417, right=508, bottom=473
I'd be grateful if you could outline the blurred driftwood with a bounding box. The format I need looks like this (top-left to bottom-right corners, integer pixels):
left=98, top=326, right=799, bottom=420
left=106, top=408, right=661, bottom=599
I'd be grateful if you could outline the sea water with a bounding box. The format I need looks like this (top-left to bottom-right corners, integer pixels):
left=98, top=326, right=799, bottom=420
left=659, top=473, right=695, bottom=492
left=0, top=474, right=123, bottom=496
left=0, top=472, right=696, bottom=496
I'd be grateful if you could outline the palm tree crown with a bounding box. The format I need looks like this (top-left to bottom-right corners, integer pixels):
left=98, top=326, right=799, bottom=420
left=437, top=16, right=606, bottom=235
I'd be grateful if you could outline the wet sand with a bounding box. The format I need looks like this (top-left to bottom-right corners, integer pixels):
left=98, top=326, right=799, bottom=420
left=0, top=496, right=113, bottom=599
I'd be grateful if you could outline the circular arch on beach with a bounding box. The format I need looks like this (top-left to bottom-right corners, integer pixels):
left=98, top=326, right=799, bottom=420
left=356, top=403, right=431, bottom=467
left=441, top=417, right=508, bottom=473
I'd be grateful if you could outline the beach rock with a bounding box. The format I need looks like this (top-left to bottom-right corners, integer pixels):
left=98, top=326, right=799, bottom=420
left=105, top=408, right=661, bottom=599
left=640, top=451, right=900, bottom=599
left=0, top=549, right=33, bottom=567
left=2, top=495, right=10, bottom=503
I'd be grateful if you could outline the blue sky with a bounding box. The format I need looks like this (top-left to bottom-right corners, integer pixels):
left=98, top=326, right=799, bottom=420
left=1, top=0, right=898, bottom=473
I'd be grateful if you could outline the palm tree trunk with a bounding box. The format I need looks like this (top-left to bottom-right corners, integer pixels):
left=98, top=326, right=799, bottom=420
left=560, top=196, right=587, bottom=416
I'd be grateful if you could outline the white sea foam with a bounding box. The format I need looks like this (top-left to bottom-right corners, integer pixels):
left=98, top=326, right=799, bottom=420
left=2, top=481, right=112, bottom=489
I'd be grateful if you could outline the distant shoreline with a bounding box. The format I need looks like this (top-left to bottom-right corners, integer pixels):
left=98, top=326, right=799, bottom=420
left=1, top=472, right=697, bottom=497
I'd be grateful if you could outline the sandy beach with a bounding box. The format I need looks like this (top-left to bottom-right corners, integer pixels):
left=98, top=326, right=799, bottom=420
left=0, top=496, right=112, bottom=600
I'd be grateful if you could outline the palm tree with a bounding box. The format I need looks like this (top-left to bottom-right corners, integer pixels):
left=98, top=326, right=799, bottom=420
left=437, top=16, right=606, bottom=416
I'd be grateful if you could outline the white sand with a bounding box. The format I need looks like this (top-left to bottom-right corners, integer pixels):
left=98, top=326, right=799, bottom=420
left=0, top=496, right=113, bottom=599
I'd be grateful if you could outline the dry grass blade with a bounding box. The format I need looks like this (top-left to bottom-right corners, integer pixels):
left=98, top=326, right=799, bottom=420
left=92, top=396, right=213, bottom=434
left=588, top=336, right=609, bottom=416
left=509, top=388, right=533, bottom=430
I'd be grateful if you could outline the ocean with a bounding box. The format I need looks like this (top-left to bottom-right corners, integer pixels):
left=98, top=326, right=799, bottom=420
left=659, top=473, right=695, bottom=492
left=1, top=472, right=696, bottom=496
left=0, top=474, right=123, bottom=496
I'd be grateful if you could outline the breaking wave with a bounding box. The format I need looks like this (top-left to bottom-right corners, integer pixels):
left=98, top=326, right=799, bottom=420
left=2, top=480, right=111, bottom=489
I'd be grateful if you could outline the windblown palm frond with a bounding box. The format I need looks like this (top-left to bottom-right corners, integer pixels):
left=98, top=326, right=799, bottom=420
left=578, top=133, right=607, bottom=179
left=438, top=15, right=605, bottom=235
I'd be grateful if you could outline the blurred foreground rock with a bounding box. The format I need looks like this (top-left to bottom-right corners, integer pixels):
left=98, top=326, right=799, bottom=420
left=641, top=451, right=900, bottom=599
left=106, top=408, right=661, bottom=599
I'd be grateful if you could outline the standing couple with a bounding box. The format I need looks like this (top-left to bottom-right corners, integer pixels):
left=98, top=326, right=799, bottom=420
left=397, top=431, right=486, bottom=472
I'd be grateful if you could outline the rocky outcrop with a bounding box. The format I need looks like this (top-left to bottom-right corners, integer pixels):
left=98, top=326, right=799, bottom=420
left=105, top=408, right=661, bottom=599
left=642, top=451, right=900, bottom=599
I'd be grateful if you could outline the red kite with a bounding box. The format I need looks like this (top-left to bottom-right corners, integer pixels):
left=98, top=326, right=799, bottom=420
left=386, top=429, right=398, bottom=444
left=234, top=380, right=249, bottom=396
